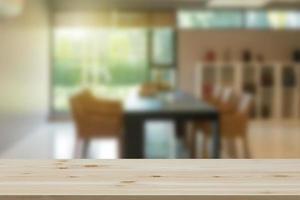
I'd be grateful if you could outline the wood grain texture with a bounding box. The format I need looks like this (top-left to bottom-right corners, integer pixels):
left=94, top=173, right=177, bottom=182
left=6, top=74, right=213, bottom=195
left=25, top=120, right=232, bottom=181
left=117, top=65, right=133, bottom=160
left=0, top=160, right=299, bottom=200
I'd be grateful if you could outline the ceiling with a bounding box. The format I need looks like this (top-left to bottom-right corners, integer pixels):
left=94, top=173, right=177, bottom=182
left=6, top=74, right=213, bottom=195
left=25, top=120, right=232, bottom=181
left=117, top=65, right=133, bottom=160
left=206, top=0, right=300, bottom=8
left=267, top=0, right=300, bottom=8
left=52, top=0, right=300, bottom=11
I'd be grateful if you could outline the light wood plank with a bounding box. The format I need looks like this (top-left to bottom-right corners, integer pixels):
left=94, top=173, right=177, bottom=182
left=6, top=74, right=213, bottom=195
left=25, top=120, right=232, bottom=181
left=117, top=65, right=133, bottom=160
left=0, top=160, right=299, bottom=200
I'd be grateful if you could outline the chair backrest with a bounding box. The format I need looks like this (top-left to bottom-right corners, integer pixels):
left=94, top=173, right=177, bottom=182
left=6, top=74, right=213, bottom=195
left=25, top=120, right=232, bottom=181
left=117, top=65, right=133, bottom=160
left=203, top=85, right=222, bottom=105
left=220, top=92, right=253, bottom=138
left=217, top=87, right=238, bottom=113
left=70, top=90, right=123, bottom=138
left=237, top=93, right=253, bottom=116
left=221, top=87, right=234, bottom=103
left=213, top=85, right=222, bottom=99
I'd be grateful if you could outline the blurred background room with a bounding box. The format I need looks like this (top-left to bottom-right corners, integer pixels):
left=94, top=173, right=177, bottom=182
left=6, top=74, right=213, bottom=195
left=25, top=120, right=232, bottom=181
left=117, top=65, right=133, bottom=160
left=0, top=0, right=300, bottom=159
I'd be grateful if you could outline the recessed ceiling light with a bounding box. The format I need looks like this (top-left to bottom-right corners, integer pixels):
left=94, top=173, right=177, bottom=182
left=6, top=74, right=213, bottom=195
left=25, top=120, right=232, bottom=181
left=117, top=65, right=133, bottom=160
left=207, top=0, right=272, bottom=8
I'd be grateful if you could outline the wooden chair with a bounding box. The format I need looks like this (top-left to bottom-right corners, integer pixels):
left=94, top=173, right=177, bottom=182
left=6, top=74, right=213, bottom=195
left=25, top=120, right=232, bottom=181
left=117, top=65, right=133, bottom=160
left=191, top=93, right=253, bottom=159
left=187, top=87, right=236, bottom=155
left=70, top=90, right=123, bottom=158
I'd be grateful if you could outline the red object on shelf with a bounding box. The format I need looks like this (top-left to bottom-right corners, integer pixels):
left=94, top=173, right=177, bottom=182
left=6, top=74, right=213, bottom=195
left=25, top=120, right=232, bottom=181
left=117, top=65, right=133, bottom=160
left=203, top=50, right=216, bottom=63
left=202, top=83, right=213, bottom=99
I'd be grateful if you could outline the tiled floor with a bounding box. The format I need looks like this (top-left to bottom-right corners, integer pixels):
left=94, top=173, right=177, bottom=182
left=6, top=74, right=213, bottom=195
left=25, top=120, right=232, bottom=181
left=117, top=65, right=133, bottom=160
left=0, top=120, right=299, bottom=159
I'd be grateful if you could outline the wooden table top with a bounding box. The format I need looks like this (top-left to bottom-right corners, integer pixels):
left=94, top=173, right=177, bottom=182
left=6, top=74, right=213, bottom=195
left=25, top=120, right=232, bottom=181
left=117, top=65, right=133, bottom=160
left=0, top=160, right=299, bottom=199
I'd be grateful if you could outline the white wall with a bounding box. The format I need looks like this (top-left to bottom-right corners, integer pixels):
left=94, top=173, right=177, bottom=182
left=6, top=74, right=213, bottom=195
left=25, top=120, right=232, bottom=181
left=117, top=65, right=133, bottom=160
left=0, top=0, right=49, bottom=152
left=178, top=30, right=300, bottom=94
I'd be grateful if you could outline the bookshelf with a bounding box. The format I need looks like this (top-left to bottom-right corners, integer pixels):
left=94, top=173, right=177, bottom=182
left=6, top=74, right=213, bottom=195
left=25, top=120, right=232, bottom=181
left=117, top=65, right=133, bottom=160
left=195, top=62, right=300, bottom=120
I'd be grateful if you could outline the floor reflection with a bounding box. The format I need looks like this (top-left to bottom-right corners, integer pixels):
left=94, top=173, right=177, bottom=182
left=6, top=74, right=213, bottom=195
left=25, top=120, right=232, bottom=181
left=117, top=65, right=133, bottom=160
left=0, top=120, right=300, bottom=159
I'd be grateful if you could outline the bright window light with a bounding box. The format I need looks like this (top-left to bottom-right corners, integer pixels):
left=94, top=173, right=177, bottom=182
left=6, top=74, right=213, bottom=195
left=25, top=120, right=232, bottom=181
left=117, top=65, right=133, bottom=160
left=207, top=0, right=271, bottom=8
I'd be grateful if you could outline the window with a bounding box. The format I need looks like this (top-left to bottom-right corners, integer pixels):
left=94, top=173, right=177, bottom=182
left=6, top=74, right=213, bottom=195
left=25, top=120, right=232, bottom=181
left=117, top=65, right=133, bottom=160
left=152, top=28, right=175, bottom=66
left=151, top=28, right=176, bottom=87
left=268, top=11, right=300, bottom=29
left=286, top=11, right=300, bottom=29
left=52, top=27, right=176, bottom=113
left=245, top=11, right=269, bottom=29
left=179, top=10, right=300, bottom=29
left=178, top=10, right=243, bottom=29
left=51, top=10, right=177, bottom=114
left=246, top=10, right=300, bottom=29
left=53, top=28, right=149, bottom=112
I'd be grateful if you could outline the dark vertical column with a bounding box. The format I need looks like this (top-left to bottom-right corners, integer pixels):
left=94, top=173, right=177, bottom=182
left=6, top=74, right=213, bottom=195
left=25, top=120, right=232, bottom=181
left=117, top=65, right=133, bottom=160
left=175, top=120, right=185, bottom=139
left=211, top=115, right=221, bottom=159
left=123, top=115, right=144, bottom=158
left=175, top=119, right=187, bottom=158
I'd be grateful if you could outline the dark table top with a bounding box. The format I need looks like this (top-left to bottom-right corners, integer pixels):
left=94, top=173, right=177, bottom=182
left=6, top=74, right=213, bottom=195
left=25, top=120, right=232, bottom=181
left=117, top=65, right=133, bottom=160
left=124, top=90, right=218, bottom=118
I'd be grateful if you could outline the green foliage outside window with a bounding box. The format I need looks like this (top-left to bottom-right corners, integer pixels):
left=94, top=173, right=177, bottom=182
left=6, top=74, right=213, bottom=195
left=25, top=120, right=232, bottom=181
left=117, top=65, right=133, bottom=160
left=52, top=28, right=174, bottom=112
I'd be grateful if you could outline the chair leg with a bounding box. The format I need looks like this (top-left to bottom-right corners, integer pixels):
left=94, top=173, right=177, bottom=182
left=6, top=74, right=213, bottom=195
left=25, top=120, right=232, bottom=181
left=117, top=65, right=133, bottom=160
left=227, top=138, right=238, bottom=158
left=189, top=126, right=211, bottom=159
left=118, top=136, right=123, bottom=159
left=74, top=137, right=83, bottom=159
left=185, top=123, right=192, bottom=148
left=202, top=133, right=209, bottom=159
left=74, top=137, right=91, bottom=159
left=190, top=128, right=197, bottom=158
left=82, top=139, right=90, bottom=159
left=185, top=123, right=195, bottom=158
left=242, top=135, right=251, bottom=159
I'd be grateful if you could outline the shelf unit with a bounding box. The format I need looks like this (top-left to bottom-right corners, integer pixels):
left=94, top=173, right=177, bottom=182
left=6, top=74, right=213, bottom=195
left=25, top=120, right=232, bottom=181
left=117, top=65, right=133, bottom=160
left=195, top=62, right=300, bottom=120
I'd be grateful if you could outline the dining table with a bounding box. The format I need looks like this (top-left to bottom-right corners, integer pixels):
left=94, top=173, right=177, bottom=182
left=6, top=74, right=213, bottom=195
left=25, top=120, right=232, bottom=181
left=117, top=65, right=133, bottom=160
left=123, top=90, right=220, bottom=159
